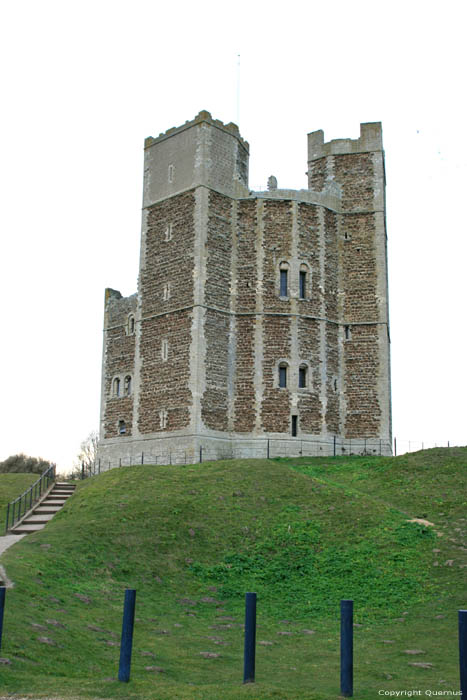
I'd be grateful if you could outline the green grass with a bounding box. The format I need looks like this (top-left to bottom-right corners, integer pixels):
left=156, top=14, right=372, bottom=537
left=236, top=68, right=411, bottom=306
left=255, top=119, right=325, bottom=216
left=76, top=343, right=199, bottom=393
left=0, top=449, right=466, bottom=699
left=0, top=473, right=38, bottom=530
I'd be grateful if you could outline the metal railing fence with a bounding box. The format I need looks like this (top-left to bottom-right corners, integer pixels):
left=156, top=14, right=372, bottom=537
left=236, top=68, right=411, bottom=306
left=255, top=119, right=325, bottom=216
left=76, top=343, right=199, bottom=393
left=5, top=463, right=56, bottom=533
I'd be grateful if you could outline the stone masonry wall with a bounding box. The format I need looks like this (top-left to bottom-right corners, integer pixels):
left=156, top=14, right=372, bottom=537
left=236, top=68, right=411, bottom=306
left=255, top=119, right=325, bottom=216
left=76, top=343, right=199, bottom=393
left=137, top=189, right=196, bottom=434
left=324, top=210, right=340, bottom=434
left=138, top=311, right=192, bottom=433
left=344, top=324, right=381, bottom=437
left=141, top=190, right=196, bottom=318
left=297, top=317, right=322, bottom=433
left=233, top=200, right=257, bottom=432
left=233, top=316, right=256, bottom=432
left=261, top=316, right=292, bottom=433
left=262, top=200, right=293, bottom=313
left=297, top=203, right=321, bottom=317
left=103, top=294, right=136, bottom=439
left=201, top=190, right=233, bottom=430
left=333, top=153, right=375, bottom=212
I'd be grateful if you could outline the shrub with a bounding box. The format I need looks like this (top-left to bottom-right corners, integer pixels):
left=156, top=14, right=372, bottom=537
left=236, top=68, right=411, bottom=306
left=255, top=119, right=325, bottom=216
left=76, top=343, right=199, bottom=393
left=0, top=453, right=54, bottom=475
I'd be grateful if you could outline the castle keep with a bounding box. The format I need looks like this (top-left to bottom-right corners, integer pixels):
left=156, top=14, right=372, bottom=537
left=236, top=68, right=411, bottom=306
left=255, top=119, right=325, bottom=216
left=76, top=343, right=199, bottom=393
left=98, top=111, right=392, bottom=467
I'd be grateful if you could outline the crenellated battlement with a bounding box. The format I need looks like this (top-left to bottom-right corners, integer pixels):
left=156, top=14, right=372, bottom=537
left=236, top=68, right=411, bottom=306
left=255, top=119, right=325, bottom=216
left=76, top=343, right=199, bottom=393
left=308, top=122, right=383, bottom=162
left=144, top=110, right=249, bottom=152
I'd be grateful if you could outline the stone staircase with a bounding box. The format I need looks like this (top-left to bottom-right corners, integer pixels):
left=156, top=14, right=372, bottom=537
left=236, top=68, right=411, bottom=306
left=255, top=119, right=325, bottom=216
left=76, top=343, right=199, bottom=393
left=10, top=482, right=76, bottom=534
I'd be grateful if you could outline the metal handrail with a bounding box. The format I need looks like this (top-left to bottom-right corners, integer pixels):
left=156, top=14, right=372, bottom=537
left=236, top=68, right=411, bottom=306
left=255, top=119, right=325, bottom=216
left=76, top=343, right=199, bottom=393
left=5, top=463, right=56, bottom=533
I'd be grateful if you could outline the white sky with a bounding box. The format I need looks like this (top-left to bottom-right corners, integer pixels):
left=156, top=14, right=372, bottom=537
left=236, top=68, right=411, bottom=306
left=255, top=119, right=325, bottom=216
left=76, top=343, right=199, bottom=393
left=1, top=0, right=466, bottom=471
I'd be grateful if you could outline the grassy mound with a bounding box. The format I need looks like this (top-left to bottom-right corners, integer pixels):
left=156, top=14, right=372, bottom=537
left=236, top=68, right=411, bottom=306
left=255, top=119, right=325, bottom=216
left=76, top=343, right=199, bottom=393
left=0, top=473, right=38, bottom=528
left=0, top=450, right=465, bottom=699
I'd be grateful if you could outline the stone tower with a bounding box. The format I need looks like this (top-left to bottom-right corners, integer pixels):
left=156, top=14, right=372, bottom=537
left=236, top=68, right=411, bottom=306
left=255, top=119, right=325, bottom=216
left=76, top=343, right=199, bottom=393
left=98, top=111, right=391, bottom=467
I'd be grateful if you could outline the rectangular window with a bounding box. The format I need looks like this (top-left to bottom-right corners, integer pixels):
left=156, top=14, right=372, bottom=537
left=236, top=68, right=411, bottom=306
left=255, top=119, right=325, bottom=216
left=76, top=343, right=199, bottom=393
left=279, top=365, right=287, bottom=388
left=291, top=415, right=298, bottom=437
left=280, top=269, right=288, bottom=297
left=299, top=366, right=307, bottom=388
left=299, top=270, right=306, bottom=299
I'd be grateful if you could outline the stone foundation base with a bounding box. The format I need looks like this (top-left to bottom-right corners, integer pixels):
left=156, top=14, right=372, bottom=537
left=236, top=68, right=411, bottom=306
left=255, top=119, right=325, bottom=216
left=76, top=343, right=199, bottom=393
left=97, top=433, right=392, bottom=471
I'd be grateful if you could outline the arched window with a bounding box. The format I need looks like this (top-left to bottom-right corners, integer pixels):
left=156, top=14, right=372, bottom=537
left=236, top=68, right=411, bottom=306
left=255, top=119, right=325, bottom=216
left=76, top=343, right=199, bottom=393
left=118, top=420, right=126, bottom=435
left=279, top=264, right=289, bottom=297
left=279, top=363, right=288, bottom=388
left=113, top=377, right=120, bottom=397
left=299, top=270, right=306, bottom=299
left=127, top=314, right=135, bottom=336
left=298, top=365, right=307, bottom=389
left=124, top=375, right=132, bottom=395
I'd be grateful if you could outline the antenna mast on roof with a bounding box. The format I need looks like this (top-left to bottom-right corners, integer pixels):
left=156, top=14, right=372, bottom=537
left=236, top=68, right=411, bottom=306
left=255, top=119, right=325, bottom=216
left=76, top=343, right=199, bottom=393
left=236, top=53, right=241, bottom=127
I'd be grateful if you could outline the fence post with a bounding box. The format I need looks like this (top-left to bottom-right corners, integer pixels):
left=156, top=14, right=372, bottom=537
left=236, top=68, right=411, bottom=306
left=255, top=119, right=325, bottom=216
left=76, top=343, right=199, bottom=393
left=267, top=439, right=270, bottom=459
left=333, top=435, right=336, bottom=457
left=393, top=437, right=397, bottom=456
left=243, top=592, right=257, bottom=683
left=98, top=459, right=101, bottom=474
left=340, top=599, right=353, bottom=697
left=5, top=503, right=10, bottom=534
left=0, top=587, right=5, bottom=651
left=460, top=609, right=467, bottom=697
left=200, top=446, right=203, bottom=463
left=118, top=589, right=136, bottom=682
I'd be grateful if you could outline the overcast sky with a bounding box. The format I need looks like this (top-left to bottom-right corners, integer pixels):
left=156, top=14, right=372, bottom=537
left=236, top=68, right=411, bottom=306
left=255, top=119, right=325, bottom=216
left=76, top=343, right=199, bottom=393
left=1, top=0, right=465, bottom=471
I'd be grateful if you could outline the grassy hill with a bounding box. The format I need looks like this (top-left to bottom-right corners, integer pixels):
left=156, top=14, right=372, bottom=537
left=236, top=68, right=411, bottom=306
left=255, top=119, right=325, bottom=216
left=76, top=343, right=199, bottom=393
left=0, top=449, right=465, bottom=699
left=0, top=473, right=38, bottom=530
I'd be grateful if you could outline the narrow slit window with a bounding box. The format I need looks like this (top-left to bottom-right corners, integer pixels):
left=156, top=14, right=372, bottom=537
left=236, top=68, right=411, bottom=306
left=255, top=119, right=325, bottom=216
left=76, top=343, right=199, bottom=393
left=291, top=415, right=298, bottom=437
left=299, top=270, right=306, bottom=299
left=113, top=377, right=120, bottom=397
left=163, top=282, right=171, bottom=301
left=159, top=409, right=168, bottom=429
left=118, top=420, right=126, bottom=435
left=345, top=325, right=351, bottom=340
left=164, top=223, right=173, bottom=242
left=279, top=364, right=287, bottom=388
left=299, top=366, right=307, bottom=388
left=168, top=164, right=174, bottom=183
left=124, top=376, right=132, bottom=395
left=161, top=339, right=169, bottom=361
left=280, top=269, right=288, bottom=297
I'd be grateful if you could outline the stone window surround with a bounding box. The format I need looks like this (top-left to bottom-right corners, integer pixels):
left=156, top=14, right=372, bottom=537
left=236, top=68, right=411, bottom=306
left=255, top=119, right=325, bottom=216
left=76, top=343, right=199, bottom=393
left=126, top=313, right=136, bottom=336
left=274, top=360, right=312, bottom=391
left=161, top=338, right=169, bottom=361
left=298, top=362, right=310, bottom=389
left=110, top=373, right=133, bottom=398
left=164, top=222, right=173, bottom=241
left=278, top=261, right=289, bottom=298
left=298, top=262, right=311, bottom=301
left=278, top=260, right=312, bottom=300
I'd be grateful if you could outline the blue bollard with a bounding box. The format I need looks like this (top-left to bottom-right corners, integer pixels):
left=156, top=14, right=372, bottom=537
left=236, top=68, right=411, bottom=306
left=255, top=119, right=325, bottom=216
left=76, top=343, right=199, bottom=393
left=460, top=610, right=467, bottom=696
left=243, top=592, right=257, bottom=683
left=0, top=587, right=5, bottom=651
left=118, top=589, right=136, bottom=682
left=340, top=599, right=353, bottom=697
